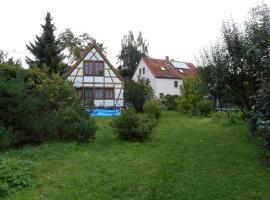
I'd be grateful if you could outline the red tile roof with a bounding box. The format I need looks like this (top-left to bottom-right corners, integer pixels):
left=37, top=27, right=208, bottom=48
left=142, top=57, right=196, bottom=79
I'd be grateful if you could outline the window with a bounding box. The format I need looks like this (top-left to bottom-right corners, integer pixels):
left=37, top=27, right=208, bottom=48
left=95, top=62, right=104, bottom=76
left=174, top=81, right=178, bottom=88
left=139, top=69, right=141, bottom=76
left=104, top=88, right=114, bottom=99
left=178, top=69, right=184, bottom=73
left=143, top=68, right=145, bottom=74
left=84, top=62, right=93, bottom=75
left=84, top=88, right=93, bottom=105
left=95, top=88, right=103, bottom=99
left=84, top=61, right=104, bottom=76
left=160, top=66, right=166, bottom=71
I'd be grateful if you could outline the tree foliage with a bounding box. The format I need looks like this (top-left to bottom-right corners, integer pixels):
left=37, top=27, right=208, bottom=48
left=124, top=79, right=154, bottom=112
left=0, top=64, right=97, bottom=150
left=198, top=3, right=270, bottom=157
left=199, top=3, right=270, bottom=118
left=117, top=31, right=148, bottom=79
left=0, top=50, right=21, bottom=67
left=176, top=76, right=212, bottom=116
left=58, top=28, right=106, bottom=64
left=255, top=80, right=270, bottom=157
left=26, top=12, right=63, bottom=74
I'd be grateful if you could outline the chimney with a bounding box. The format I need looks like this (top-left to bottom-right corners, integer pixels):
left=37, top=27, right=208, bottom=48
left=165, top=56, right=170, bottom=64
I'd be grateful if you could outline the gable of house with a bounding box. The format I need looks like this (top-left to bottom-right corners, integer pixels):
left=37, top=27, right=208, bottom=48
left=65, top=43, right=124, bottom=108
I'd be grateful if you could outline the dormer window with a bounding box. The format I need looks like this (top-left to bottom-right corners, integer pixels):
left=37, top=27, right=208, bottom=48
left=160, top=66, right=166, bottom=71
left=178, top=69, right=184, bottom=73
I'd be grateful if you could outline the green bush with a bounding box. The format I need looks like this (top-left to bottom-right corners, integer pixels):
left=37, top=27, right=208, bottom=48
left=47, top=105, right=97, bottom=142
left=143, top=99, right=162, bottom=119
left=211, top=111, right=242, bottom=124
left=0, top=159, right=36, bottom=198
left=111, top=109, right=156, bottom=141
left=0, top=64, right=97, bottom=149
left=124, top=79, right=154, bottom=112
left=163, top=95, right=178, bottom=110
left=176, top=96, right=212, bottom=116
left=197, top=99, right=212, bottom=116
left=0, top=125, right=13, bottom=150
left=176, top=76, right=213, bottom=116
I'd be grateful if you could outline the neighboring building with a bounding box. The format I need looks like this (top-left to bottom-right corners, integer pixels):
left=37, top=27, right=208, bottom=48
left=65, top=43, right=124, bottom=108
left=132, top=56, right=196, bottom=98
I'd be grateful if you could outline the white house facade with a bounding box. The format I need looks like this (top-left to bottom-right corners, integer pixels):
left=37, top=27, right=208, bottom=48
left=132, top=56, right=196, bottom=98
left=65, top=43, right=124, bottom=108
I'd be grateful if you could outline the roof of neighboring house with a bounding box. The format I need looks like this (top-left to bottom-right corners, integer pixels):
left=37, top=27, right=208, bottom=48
left=142, top=57, right=196, bottom=79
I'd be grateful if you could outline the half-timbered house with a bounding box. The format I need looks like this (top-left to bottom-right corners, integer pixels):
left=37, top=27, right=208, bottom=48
left=65, top=43, right=124, bottom=108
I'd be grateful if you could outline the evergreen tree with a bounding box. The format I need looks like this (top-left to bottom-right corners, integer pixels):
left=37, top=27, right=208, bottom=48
left=26, top=12, right=62, bottom=74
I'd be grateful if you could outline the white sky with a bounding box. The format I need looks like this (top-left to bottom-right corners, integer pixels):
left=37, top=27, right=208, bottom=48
left=1, top=0, right=268, bottom=68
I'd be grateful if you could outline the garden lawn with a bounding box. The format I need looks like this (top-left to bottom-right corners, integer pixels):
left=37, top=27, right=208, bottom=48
left=2, top=111, right=270, bottom=200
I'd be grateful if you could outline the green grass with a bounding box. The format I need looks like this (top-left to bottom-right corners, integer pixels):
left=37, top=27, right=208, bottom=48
left=1, top=111, right=270, bottom=200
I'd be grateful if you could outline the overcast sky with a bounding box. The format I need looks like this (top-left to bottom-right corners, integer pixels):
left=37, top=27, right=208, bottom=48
left=1, top=0, right=269, bottom=68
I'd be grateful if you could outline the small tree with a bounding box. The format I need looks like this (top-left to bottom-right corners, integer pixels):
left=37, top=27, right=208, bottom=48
left=176, top=76, right=212, bottom=116
left=176, top=76, right=202, bottom=114
left=124, top=79, right=154, bottom=112
left=26, top=12, right=63, bottom=74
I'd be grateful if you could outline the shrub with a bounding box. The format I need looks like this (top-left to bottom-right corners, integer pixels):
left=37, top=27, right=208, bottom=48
left=176, top=96, right=212, bottom=116
left=0, top=64, right=97, bottom=149
left=163, top=95, right=178, bottom=110
left=211, top=111, right=242, bottom=124
left=124, top=79, right=154, bottom=112
left=176, top=76, right=213, bottom=116
left=47, top=105, right=97, bottom=142
left=197, top=99, right=212, bottom=116
left=0, top=125, right=13, bottom=150
left=143, top=99, right=162, bottom=119
left=111, top=109, right=156, bottom=141
left=0, top=159, right=36, bottom=198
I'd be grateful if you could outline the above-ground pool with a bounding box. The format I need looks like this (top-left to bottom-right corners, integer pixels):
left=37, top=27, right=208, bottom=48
left=87, top=108, right=121, bottom=117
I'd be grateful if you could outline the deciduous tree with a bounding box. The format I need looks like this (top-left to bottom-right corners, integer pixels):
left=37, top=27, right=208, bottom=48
left=59, top=29, right=106, bottom=64
left=117, top=31, right=148, bottom=79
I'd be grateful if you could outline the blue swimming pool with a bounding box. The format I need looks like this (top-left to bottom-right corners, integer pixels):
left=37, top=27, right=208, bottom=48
left=87, top=108, right=121, bottom=117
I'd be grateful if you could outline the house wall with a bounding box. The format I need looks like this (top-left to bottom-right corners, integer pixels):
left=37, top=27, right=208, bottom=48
left=155, top=78, right=182, bottom=97
left=67, top=47, right=124, bottom=107
left=132, top=60, right=182, bottom=97
left=132, top=60, right=156, bottom=94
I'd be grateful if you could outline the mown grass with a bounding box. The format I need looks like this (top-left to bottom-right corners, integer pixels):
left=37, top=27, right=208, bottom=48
left=1, top=111, right=270, bottom=200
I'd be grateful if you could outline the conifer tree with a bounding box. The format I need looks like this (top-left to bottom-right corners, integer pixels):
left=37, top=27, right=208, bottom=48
left=26, top=12, right=62, bottom=74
